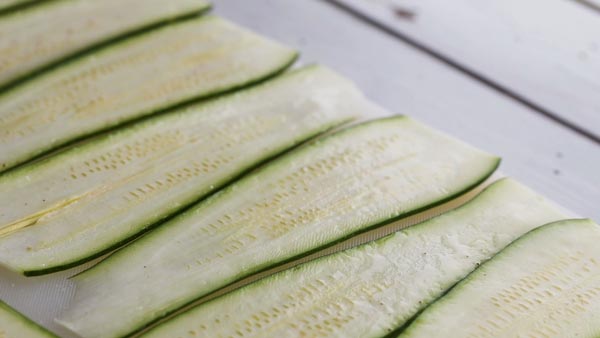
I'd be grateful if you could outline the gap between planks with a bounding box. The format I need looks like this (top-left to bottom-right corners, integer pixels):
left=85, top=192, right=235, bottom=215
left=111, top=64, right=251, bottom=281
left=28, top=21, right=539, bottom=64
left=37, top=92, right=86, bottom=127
left=571, top=0, right=600, bottom=14
left=321, top=0, right=600, bottom=145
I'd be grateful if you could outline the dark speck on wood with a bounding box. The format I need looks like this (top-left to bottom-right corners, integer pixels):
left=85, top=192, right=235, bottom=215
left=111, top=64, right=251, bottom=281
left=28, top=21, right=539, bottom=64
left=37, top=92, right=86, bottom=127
left=392, top=6, right=416, bottom=21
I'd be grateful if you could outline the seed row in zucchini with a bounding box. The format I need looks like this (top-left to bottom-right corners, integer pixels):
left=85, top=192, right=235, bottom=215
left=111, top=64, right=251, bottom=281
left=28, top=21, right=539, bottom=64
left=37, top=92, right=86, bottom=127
left=137, top=178, right=566, bottom=338
left=0, top=65, right=362, bottom=276
left=0, top=300, right=57, bottom=337
left=57, top=116, right=500, bottom=338
left=0, top=15, right=297, bottom=172
left=399, top=218, right=600, bottom=338
left=0, top=0, right=209, bottom=88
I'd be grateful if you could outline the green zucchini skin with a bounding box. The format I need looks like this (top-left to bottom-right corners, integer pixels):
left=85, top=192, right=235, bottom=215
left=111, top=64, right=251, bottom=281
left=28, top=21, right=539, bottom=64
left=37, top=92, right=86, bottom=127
left=0, top=300, right=57, bottom=337
left=0, top=0, right=42, bottom=14
left=0, top=15, right=296, bottom=173
left=0, top=65, right=362, bottom=276
left=137, top=178, right=567, bottom=338
left=58, top=116, right=500, bottom=338
left=0, top=0, right=210, bottom=90
left=398, top=218, right=600, bottom=338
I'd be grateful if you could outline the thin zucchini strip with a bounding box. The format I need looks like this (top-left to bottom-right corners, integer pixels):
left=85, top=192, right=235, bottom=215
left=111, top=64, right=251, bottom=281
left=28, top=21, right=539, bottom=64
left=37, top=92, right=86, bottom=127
left=0, top=300, right=57, bottom=337
left=0, top=65, right=360, bottom=275
left=137, top=178, right=566, bottom=338
left=0, top=16, right=296, bottom=172
left=399, top=218, right=600, bottom=338
left=58, top=116, right=500, bottom=338
left=0, top=0, right=40, bottom=12
left=0, top=0, right=209, bottom=87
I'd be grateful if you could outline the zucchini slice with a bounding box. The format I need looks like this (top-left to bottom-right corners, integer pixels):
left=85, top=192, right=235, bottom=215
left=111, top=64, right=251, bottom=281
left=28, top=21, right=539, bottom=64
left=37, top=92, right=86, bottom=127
left=399, top=218, right=600, bottom=338
left=57, top=116, right=500, bottom=338
left=0, top=16, right=296, bottom=172
left=0, top=65, right=361, bottom=275
left=0, top=300, right=57, bottom=337
left=0, top=0, right=40, bottom=12
left=137, top=178, right=566, bottom=338
left=0, top=0, right=209, bottom=87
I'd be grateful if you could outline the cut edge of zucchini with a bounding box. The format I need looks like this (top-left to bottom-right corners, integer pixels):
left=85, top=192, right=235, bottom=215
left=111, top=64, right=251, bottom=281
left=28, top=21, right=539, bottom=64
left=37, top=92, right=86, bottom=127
left=136, top=177, right=569, bottom=338
left=59, top=116, right=500, bottom=338
left=75, top=115, right=500, bottom=281
left=0, top=0, right=212, bottom=91
left=1, top=22, right=298, bottom=174
left=1, top=46, right=298, bottom=177
left=0, top=0, right=42, bottom=15
left=398, top=218, right=599, bottom=338
left=0, top=64, right=361, bottom=276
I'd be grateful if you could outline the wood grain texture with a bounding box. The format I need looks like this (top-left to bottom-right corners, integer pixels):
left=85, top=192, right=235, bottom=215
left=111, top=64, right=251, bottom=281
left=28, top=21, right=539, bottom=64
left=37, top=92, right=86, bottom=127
left=335, top=0, right=600, bottom=141
left=0, top=3, right=598, bottom=335
left=214, top=0, right=600, bottom=221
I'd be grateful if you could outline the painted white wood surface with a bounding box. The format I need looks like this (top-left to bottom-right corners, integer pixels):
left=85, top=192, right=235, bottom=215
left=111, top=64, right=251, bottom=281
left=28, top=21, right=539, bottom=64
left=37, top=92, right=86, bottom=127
left=0, top=1, right=598, bottom=335
left=214, top=0, right=600, bottom=220
left=336, top=0, right=600, bottom=139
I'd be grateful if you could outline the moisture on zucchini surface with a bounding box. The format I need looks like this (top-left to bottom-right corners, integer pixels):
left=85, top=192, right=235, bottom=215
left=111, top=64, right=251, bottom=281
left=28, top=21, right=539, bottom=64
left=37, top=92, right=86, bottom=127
left=136, top=178, right=566, bottom=338
left=57, top=116, right=500, bottom=338
left=0, top=15, right=296, bottom=172
left=0, top=0, right=209, bottom=87
left=0, top=65, right=362, bottom=276
left=0, top=300, right=57, bottom=337
left=398, top=218, right=600, bottom=338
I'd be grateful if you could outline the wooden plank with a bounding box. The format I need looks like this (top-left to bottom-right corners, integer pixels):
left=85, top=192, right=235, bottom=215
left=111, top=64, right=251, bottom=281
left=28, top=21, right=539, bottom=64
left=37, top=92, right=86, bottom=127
left=332, top=0, right=600, bottom=141
left=0, top=3, right=598, bottom=335
left=213, top=0, right=600, bottom=220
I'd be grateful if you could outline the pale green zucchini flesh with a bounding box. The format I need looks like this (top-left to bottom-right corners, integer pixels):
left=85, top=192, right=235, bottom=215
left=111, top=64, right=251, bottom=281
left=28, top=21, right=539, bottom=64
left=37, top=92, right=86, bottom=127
left=399, top=218, right=600, bottom=338
left=0, top=0, right=39, bottom=12
left=0, top=15, right=296, bottom=172
left=0, top=300, right=57, bottom=337
left=0, top=0, right=209, bottom=87
left=135, top=178, right=566, bottom=338
left=0, top=65, right=362, bottom=276
left=57, top=116, right=500, bottom=338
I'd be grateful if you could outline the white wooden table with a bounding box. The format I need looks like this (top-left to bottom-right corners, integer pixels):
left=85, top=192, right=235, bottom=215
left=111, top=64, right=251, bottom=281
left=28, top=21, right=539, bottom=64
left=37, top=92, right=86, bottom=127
left=1, top=1, right=599, bottom=336
left=215, top=0, right=600, bottom=221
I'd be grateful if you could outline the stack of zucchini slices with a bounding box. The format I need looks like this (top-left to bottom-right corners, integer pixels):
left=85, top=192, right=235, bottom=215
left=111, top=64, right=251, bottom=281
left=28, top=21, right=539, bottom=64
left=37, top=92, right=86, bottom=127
left=0, top=1, right=597, bottom=338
